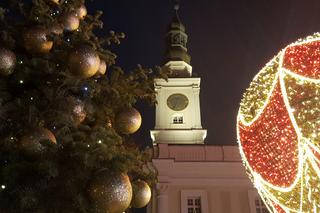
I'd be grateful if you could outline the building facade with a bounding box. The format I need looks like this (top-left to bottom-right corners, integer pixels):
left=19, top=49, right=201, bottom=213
left=148, top=3, right=266, bottom=213
left=148, top=144, right=266, bottom=213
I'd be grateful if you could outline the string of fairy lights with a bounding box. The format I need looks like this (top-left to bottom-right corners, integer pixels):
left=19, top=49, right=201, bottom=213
left=237, top=33, right=320, bottom=213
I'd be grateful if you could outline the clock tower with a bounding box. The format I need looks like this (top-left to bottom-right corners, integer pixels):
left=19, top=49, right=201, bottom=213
left=148, top=4, right=256, bottom=213
left=150, top=2, right=207, bottom=144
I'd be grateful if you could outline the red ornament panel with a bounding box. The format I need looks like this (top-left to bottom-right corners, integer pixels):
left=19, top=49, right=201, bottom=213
left=238, top=81, right=299, bottom=187
left=274, top=203, right=286, bottom=213
left=283, top=40, right=320, bottom=78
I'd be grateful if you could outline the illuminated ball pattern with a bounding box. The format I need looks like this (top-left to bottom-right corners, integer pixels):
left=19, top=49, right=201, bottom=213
left=237, top=33, right=320, bottom=212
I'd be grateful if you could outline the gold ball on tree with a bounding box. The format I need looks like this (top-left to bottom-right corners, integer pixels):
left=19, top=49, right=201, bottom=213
left=87, top=171, right=132, bottom=213
left=71, top=99, right=86, bottom=124
left=19, top=128, right=57, bottom=156
left=48, top=23, right=63, bottom=35
left=0, top=48, right=16, bottom=76
left=76, top=5, right=87, bottom=20
left=106, top=118, right=112, bottom=128
left=58, top=97, right=86, bottom=125
left=68, top=45, right=100, bottom=78
left=59, top=12, right=80, bottom=32
left=48, top=0, right=59, bottom=4
left=23, top=26, right=53, bottom=54
left=97, top=59, right=107, bottom=75
left=115, top=108, right=142, bottom=134
left=131, top=180, right=152, bottom=208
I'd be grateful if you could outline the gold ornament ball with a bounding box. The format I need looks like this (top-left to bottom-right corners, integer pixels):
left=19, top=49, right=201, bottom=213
left=0, top=48, right=16, bottom=76
left=97, top=59, right=107, bottom=75
left=48, top=23, right=63, bottom=35
left=68, top=45, right=100, bottom=78
left=106, top=119, right=112, bottom=128
left=60, top=12, right=80, bottom=32
left=49, top=0, right=59, bottom=4
left=131, top=180, right=152, bottom=208
left=19, top=128, right=57, bottom=156
left=23, top=26, right=53, bottom=54
left=116, top=108, right=142, bottom=134
left=72, top=99, right=86, bottom=124
left=76, top=5, right=87, bottom=20
left=63, top=97, right=86, bottom=125
left=88, top=171, right=132, bottom=213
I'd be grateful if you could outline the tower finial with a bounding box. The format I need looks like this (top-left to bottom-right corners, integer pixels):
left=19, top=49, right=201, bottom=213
left=172, top=0, right=181, bottom=23
left=164, top=0, right=191, bottom=76
left=173, top=0, right=180, bottom=11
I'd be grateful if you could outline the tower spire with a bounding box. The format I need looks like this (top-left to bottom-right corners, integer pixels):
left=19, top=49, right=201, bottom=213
left=164, top=0, right=192, bottom=77
left=173, top=0, right=181, bottom=23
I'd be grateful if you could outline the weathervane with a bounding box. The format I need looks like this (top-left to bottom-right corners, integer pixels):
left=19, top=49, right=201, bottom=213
left=173, top=0, right=180, bottom=11
left=172, top=0, right=181, bottom=23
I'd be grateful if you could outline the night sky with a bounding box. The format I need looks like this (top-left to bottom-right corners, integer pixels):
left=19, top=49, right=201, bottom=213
left=87, top=0, right=320, bottom=148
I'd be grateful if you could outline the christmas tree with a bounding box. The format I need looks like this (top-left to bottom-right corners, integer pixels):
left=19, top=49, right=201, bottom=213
left=0, top=0, right=164, bottom=212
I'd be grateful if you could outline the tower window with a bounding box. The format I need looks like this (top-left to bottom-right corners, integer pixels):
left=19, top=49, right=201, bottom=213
left=173, top=115, right=183, bottom=124
left=187, top=196, right=201, bottom=213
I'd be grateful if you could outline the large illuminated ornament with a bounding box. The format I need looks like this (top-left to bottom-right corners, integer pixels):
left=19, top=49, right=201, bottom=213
left=237, top=33, right=320, bottom=213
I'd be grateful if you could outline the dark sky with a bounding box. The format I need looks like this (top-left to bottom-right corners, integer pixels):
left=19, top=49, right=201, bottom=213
left=87, top=0, right=320, bottom=147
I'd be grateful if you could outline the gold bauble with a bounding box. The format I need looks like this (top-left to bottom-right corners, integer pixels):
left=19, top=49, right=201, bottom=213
left=0, top=48, right=16, bottom=76
left=106, top=119, right=112, bottom=128
left=59, top=12, right=80, bottom=32
left=49, top=0, right=59, bottom=4
left=87, top=171, right=132, bottom=213
left=23, top=26, right=53, bottom=54
left=59, top=97, right=86, bottom=125
left=68, top=45, right=100, bottom=78
left=115, top=108, right=142, bottom=134
left=19, top=128, right=57, bottom=156
left=97, top=59, right=107, bottom=75
left=76, top=5, right=87, bottom=20
left=131, top=180, right=152, bottom=208
left=48, top=23, right=63, bottom=35
left=71, top=99, right=86, bottom=124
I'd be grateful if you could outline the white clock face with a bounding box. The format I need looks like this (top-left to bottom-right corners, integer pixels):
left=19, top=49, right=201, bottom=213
left=167, top=93, right=189, bottom=111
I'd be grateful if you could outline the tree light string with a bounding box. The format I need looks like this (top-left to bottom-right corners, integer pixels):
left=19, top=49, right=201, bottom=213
left=237, top=33, right=320, bottom=213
